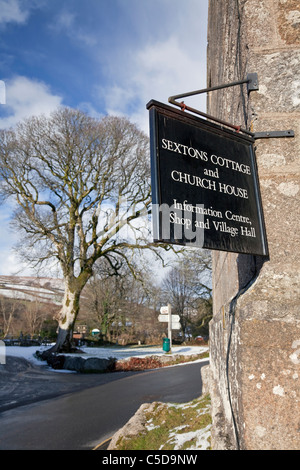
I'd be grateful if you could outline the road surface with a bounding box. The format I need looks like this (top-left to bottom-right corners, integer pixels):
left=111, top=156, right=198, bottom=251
left=0, top=356, right=208, bottom=450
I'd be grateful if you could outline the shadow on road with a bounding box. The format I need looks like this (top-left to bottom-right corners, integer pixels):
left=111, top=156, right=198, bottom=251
left=0, top=356, right=138, bottom=413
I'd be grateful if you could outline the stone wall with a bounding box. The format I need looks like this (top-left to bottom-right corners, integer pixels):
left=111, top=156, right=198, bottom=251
left=207, top=0, right=300, bottom=450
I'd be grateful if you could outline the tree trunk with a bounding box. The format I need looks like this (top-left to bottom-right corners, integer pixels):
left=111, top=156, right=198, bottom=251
left=48, top=285, right=81, bottom=353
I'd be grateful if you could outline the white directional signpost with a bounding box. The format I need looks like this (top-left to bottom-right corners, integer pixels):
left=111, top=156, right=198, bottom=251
left=158, top=304, right=181, bottom=351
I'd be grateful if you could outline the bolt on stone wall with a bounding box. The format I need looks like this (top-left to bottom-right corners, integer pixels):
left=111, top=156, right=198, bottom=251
left=207, top=0, right=300, bottom=450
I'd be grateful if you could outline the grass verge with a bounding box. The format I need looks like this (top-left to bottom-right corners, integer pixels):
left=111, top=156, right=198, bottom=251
left=113, top=394, right=211, bottom=451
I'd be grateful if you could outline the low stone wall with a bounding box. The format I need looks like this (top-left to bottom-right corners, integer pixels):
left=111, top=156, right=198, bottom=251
left=36, top=351, right=115, bottom=372
left=36, top=351, right=208, bottom=373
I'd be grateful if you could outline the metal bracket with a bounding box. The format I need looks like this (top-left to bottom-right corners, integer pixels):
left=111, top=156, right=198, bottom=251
left=246, top=73, right=259, bottom=92
left=168, top=73, right=259, bottom=137
left=254, top=130, right=295, bottom=140
left=168, top=73, right=295, bottom=140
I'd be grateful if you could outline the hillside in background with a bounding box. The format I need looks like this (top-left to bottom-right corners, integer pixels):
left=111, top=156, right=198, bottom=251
left=0, top=276, right=64, bottom=305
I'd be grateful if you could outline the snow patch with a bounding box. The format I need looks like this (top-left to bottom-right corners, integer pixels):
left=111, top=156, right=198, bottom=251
left=4, top=344, right=209, bottom=367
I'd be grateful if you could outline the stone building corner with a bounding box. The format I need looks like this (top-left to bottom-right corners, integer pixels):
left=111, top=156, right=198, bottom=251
left=206, top=0, right=300, bottom=450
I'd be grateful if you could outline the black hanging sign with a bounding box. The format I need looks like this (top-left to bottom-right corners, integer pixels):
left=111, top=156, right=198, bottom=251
left=147, top=100, right=268, bottom=256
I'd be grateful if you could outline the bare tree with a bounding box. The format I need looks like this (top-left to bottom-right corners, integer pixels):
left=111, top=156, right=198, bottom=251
left=23, top=299, right=44, bottom=337
left=0, top=107, right=170, bottom=352
left=0, top=295, right=17, bottom=338
left=83, top=274, right=124, bottom=341
left=81, top=256, right=158, bottom=342
left=162, top=249, right=212, bottom=337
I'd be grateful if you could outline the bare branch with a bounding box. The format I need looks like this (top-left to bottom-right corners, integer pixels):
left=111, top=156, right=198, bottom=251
left=0, top=108, right=178, bottom=351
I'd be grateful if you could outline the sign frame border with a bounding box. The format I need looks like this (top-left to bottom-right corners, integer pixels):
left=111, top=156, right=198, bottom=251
left=147, top=99, right=269, bottom=257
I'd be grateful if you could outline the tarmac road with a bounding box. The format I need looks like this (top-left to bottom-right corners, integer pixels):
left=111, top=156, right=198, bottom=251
left=0, top=356, right=209, bottom=450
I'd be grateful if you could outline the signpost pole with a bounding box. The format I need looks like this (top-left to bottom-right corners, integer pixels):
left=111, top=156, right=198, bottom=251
left=168, top=303, right=172, bottom=352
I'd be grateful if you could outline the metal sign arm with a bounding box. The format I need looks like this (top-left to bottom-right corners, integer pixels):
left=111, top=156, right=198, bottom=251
left=168, top=73, right=295, bottom=139
left=168, top=74, right=258, bottom=137
left=168, top=73, right=258, bottom=103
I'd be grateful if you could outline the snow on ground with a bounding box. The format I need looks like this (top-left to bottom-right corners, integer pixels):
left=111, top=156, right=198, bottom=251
left=162, top=403, right=212, bottom=450
left=3, top=344, right=209, bottom=367
left=2, top=343, right=211, bottom=450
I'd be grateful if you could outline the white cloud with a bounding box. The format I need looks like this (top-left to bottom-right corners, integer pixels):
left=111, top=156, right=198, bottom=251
left=0, top=0, right=208, bottom=276
left=49, top=8, right=98, bottom=47
left=55, top=10, right=75, bottom=30
left=94, top=0, right=208, bottom=133
left=0, top=76, right=63, bottom=274
left=0, top=76, right=63, bottom=129
left=0, top=80, right=5, bottom=104
left=100, top=35, right=206, bottom=133
left=134, top=35, right=206, bottom=103
left=0, top=0, right=29, bottom=25
left=0, top=204, right=26, bottom=276
left=0, top=249, right=29, bottom=276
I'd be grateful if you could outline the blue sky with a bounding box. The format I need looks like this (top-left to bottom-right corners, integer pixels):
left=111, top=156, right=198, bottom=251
left=0, top=0, right=208, bottom=276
